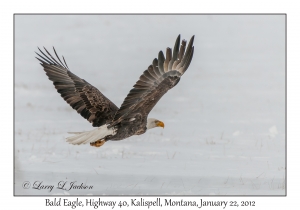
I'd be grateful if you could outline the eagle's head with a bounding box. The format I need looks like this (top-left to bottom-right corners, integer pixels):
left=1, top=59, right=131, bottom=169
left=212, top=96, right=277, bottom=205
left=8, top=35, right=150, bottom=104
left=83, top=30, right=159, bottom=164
left=146, top=118, right=165, bottom=130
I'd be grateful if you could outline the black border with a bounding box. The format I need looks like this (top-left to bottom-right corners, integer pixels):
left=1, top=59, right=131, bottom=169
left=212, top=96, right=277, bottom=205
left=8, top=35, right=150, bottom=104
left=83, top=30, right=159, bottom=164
left=13, top=13, right=287, bottom=197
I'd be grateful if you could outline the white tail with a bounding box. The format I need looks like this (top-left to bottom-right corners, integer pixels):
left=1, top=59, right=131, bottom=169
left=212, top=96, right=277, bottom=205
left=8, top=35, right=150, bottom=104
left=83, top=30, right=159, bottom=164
left=66, top=125, right=116, bottom=145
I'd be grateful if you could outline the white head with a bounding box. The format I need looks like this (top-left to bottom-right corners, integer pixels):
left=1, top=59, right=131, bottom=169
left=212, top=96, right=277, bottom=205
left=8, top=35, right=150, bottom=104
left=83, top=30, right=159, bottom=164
left=146, top=118, right=165, bottom=130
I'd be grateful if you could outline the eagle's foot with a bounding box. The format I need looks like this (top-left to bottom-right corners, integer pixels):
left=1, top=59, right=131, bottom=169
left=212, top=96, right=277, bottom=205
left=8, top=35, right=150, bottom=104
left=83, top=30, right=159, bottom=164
left=90, top=139, right=105, bottom=147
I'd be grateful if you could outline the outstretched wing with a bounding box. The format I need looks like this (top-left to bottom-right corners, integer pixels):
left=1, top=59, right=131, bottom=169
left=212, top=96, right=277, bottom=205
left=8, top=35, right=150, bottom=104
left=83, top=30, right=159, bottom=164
left=35, top=47, right=119, bottom=127
left=110, top=35, right=194, bottom=126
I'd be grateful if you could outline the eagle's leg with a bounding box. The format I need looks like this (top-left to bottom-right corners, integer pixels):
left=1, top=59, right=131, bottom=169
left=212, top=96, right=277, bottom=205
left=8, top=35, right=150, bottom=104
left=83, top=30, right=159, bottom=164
left=90, top=139, right=105, bottom=147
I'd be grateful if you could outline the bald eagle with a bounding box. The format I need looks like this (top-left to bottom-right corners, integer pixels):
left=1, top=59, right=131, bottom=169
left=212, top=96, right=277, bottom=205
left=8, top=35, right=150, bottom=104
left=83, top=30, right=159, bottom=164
left=36, top=35, right=194, bottom=147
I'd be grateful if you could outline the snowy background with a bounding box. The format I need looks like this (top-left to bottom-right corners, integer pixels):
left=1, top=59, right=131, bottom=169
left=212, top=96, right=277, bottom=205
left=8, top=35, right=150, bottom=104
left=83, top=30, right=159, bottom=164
left=14, top=15, right=285, bottom=195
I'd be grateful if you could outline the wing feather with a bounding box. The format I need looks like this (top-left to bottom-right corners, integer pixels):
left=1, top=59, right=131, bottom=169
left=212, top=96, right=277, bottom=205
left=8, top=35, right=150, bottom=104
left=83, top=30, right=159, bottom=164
left=164, top=47, right=172, bottom=72
left=168, top=34, right=180, bottom=71
left=36, top=47, right=119, bottom=127
left=147, top=65, right=159, bottom=79
left=172, top=39, right=187, bottom=69
left=158, top=51, right=165, bottom=75
left=176, top=35, right=195, bottom=72
left=52, top=47, right=68, bottom=68
left=111, top=35, right=194, bottom=126
left=152, top=58, right=161, bottom=78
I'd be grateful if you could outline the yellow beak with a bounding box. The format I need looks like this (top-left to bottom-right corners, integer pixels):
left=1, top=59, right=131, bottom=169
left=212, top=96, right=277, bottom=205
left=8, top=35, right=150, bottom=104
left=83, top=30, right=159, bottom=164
left=156, top=121, right=165, bottom=128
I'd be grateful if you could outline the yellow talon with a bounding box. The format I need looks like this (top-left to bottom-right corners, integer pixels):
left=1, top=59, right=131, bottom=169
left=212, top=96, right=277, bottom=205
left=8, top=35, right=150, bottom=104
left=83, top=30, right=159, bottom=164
left=90, top=139, right=105, bottom=147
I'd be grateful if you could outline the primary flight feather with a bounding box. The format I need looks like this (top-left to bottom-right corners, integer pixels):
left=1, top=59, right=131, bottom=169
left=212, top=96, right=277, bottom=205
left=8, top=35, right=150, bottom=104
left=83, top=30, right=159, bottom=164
left=36, top=34, right=194, bottom=147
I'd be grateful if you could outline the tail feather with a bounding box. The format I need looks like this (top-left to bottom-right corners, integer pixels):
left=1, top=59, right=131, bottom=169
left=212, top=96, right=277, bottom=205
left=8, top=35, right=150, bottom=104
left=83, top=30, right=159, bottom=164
left=66, top=125, right=116, bottom=145
left=67, top=131, right=84, bottom=134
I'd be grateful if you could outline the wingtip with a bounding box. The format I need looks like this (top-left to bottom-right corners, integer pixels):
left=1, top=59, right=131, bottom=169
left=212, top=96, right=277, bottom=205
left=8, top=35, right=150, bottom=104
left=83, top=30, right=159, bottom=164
left=188, top=35, right=195, bottom=47
left=191, top=35, right=195, bottom=42
left=175, top=35, right=180, bottom=43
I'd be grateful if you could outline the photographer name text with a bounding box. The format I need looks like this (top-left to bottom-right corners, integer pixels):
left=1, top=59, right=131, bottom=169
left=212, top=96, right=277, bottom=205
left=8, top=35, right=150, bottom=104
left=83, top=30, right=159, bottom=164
left=22, top=181, right=93, bottom=192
